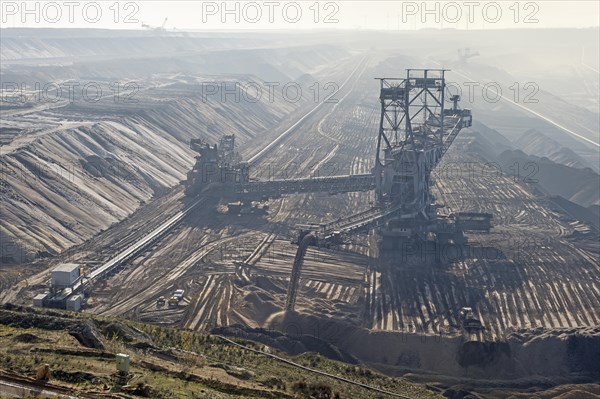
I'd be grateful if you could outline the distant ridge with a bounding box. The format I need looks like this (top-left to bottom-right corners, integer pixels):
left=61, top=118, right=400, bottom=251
left=514, top=129, right=596, bottom=171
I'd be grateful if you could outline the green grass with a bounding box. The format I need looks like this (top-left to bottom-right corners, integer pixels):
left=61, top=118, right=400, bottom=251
left=0, top=305, right=443, bottom=399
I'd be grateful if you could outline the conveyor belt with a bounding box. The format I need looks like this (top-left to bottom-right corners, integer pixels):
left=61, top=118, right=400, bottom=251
left=237, top=173, right=376, bottom=198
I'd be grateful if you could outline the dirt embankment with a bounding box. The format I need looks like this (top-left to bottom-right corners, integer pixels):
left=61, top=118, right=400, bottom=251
left=270, top=312, right=600, bottom=381
left=1, top=29, right=353, bottom=265
left=211, top=324, right=359, bottom=365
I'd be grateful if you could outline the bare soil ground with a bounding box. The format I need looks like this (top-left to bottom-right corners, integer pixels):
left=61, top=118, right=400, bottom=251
left=2, top=30, right=598, bottom=398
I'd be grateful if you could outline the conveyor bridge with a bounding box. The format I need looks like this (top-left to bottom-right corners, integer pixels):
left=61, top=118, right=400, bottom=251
left=185, top=68, right=475, bottom=313
left=236, top=173, right=375, bottom=199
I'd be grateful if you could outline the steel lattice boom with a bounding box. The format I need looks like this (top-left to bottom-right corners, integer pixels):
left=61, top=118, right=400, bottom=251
left=184, top=68, right=476, bottom=312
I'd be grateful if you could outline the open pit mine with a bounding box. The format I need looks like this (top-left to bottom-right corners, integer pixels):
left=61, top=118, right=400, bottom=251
left=1, top=26, right=599, bottom=399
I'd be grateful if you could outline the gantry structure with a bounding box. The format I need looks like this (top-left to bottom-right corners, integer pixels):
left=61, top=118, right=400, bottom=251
left=185, top=69, right=477, bottom=312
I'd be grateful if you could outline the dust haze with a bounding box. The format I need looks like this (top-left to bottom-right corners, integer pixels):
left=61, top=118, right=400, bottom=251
left=1, top=3, right=599, bottom=399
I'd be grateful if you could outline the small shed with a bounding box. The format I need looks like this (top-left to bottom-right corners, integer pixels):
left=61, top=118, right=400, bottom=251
left=33, top=293, right=48, bottom=307
left=66, top=294, right=82, bottom=311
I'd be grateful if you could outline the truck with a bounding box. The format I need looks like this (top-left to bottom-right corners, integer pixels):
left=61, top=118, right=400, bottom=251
left=459, top=307, right=484, bottom=333
left=173, top=289, right=185, bottom=302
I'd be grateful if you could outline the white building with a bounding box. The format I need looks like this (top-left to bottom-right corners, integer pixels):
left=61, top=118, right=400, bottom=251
left=51, top=263, right=80, bottom=288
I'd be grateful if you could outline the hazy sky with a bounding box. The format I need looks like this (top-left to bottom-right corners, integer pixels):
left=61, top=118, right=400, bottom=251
left=1, top=1, right=599, bottom=30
